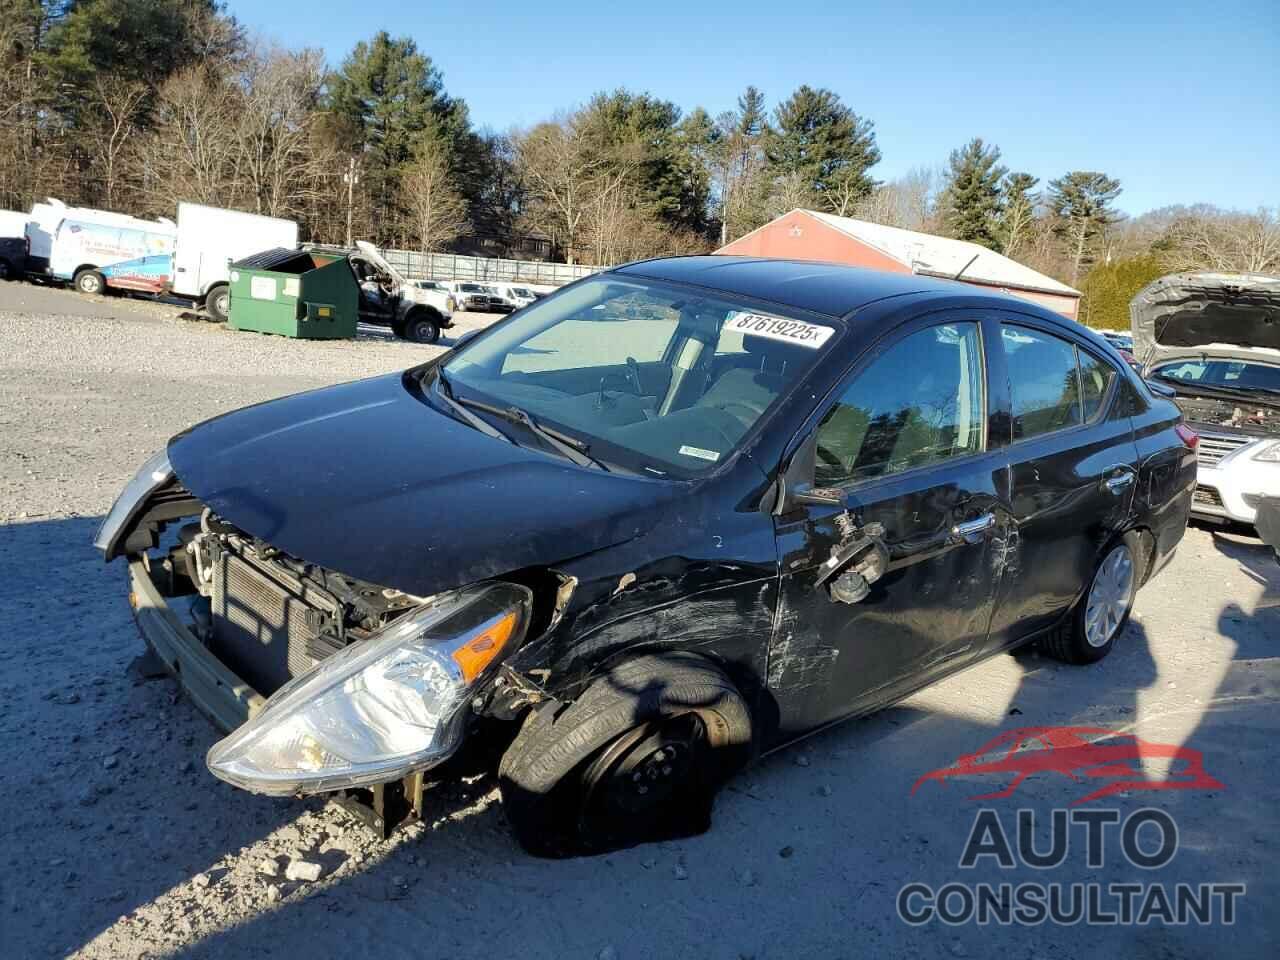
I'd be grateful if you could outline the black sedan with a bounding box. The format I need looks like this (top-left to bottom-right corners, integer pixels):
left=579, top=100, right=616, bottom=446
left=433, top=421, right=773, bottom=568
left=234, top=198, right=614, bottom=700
left=95, top=257, right=1197, bottom=855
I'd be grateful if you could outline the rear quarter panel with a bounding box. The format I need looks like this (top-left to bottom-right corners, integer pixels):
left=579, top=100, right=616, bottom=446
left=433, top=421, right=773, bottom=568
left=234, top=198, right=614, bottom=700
left=1132, top=393, right=1196, bottom=568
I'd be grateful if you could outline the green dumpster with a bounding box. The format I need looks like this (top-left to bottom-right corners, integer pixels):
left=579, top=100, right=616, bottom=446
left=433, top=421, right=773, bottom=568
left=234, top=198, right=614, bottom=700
left=227, top=248, right=358, bottom=339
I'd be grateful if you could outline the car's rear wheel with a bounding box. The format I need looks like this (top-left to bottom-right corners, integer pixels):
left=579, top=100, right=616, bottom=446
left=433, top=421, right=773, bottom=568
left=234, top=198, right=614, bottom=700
left=0, top=258, right=13, bottom=281
left=75, top=269, right=105, bottom=295
left=1042, top=533, right=1141, bottom=664
left=498, top=654, right=752, bottom=857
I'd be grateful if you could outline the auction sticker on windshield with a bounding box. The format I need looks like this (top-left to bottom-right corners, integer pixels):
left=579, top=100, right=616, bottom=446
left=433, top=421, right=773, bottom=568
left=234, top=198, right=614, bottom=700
left=727, top=311, right=834, bottom=349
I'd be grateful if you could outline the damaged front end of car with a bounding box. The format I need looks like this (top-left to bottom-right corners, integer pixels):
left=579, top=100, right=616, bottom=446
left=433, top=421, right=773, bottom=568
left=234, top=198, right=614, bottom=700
left=95, top=452, right=564, bottom=836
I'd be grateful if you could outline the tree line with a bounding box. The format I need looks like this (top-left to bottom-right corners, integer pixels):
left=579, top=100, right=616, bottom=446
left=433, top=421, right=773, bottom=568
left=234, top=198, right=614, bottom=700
left=2, top=1, right=1275, bottom=326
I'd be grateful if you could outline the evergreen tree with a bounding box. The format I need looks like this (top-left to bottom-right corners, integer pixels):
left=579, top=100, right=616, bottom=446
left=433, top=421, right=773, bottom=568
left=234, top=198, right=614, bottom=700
left=998, top=171, right=1039, bottom=256
left=1048, top=171, right=1123, bottom=284
left=940, top=138, right=1007, bottom=248
left=767, top=86, right=880, bottom=205
left=326, top=32, right=475, bottom=241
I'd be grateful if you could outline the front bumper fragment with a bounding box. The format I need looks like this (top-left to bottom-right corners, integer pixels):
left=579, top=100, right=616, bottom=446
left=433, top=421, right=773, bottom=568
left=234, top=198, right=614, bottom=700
left=129, top=559, right=264, bottom=733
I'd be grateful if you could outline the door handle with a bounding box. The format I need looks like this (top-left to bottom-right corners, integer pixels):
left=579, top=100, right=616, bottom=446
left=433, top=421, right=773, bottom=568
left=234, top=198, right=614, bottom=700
left=951, top=513, right=995, bottom=545
left=1103, top=473, right=1135, bottom=495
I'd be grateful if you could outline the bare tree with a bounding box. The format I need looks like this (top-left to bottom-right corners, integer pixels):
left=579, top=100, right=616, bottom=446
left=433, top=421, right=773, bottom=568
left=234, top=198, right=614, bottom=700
left=762, top=171, right=816, bottom=221
left=852, top=167, right=939, bottom=231
left=1164, top=208, right=1280, bottom=274
left=143, top=64, right=242, bottom=208
left=403, top=140, right=469, bottom=253
left=517, top=117, right=614, bottom=264
left=235, top=46, right=329, bottom=218
left=88, top=76, right=149, bottom=208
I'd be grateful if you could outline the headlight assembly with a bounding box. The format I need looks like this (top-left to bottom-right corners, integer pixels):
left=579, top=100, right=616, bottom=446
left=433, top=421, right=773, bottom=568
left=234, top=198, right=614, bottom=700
left=1252, top=440, right=1280, bottom=462
left=206, top=582, right=531, bottom=796
left=93, top=448, right=173, bottom=558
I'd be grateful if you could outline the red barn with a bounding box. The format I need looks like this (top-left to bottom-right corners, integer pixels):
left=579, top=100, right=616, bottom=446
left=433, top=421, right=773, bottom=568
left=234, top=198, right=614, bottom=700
left=717, top=209, right=1081, bottom=320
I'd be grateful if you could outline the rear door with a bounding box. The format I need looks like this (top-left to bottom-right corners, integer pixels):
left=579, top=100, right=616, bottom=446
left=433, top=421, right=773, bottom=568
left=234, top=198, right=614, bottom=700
left=770, top=313, right=1012, bottom=738
left=983, top=319, right=1139, bottom=652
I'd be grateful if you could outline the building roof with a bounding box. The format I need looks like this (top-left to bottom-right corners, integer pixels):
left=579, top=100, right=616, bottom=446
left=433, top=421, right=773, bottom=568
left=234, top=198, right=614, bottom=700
left=615, top=255, right=1032, bottom=318
left=794, top=210, right=1079, bottom=298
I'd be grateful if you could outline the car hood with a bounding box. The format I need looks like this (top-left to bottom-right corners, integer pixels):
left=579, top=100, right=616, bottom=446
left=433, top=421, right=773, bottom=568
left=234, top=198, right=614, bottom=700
left=167, top=371, right=685, bottom=596
left=1131, top=272, right=1280, bottom=368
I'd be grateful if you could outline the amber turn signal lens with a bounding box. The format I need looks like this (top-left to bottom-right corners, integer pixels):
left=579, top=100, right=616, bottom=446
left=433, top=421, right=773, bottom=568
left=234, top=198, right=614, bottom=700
left=450, top=610, right=519, bottom=683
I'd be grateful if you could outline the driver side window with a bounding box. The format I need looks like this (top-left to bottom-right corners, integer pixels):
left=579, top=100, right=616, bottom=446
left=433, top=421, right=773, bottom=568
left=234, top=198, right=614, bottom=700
left=815, top=323, right=985, bottom=486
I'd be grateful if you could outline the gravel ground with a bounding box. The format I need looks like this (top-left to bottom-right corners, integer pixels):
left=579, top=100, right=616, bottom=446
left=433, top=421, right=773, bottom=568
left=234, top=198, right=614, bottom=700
left=1, top=282, right=1277, bottom=959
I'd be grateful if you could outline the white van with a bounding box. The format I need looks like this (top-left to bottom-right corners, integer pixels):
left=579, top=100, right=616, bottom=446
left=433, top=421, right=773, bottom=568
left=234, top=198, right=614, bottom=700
left=50, top=217, right=177, bottom=294
left=28, top=199, right=174, bottom=278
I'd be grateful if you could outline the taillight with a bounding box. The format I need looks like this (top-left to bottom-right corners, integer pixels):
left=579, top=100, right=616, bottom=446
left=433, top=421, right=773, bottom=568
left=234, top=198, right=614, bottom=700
left=1175, top=422, right=1198, bottom=450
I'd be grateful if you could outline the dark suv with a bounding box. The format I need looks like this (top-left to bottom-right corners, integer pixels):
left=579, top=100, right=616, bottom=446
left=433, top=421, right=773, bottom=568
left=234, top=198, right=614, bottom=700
left=96, top=257, right=1196, bottom=854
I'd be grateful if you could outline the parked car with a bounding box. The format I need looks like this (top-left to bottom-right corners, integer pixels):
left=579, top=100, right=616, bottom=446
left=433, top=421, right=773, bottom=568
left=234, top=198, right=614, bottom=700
left=491, top=282, right=541, bottom=310
left=1132, top=272, right=1280, bottom=528
left=96, top=257, right=1195, bottom=855
left=450, top=281, right=504, bottom=312
left=349, top=242, right=456, bottom=343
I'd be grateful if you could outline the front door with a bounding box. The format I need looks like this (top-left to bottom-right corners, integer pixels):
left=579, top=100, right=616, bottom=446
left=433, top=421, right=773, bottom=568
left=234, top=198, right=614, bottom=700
left=769, top=316, right=1012, bottom=740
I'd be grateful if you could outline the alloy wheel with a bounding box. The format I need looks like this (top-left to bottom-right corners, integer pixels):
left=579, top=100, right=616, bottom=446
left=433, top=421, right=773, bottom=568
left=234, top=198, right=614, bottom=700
left=1085, top=544, right=1134, bottom=648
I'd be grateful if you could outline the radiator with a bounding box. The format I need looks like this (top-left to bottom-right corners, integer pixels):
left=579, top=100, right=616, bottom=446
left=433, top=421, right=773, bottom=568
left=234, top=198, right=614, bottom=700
left=210, top=549, right=339, bottom=695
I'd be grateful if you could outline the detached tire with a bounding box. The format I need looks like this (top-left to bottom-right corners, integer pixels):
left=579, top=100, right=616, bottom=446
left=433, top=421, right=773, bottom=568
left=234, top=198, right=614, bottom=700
left=74, top=269, right=105, bottom=295
left=1041, top=531, right=1143, bottom=665
left=499, top=653, right=752, bottom=857
left=205, top=284, right=230, bottom=323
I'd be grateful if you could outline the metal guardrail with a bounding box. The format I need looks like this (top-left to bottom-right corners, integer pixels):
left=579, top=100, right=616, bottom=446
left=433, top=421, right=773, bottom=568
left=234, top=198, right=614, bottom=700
left=382, top=250, right=601, bottom=286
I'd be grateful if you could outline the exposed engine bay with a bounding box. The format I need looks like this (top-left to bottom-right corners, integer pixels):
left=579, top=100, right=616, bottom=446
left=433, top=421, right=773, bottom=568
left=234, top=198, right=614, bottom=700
left=1172, top=392, right=1280, bottom=435
left=177, top=511, right=428, bottom=696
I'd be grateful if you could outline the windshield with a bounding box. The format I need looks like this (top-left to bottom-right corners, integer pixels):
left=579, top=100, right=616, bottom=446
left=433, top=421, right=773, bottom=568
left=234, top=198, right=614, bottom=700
left=1153, top=359, right=1280, bottom=395
left=442, top=277, right=836, bottom=476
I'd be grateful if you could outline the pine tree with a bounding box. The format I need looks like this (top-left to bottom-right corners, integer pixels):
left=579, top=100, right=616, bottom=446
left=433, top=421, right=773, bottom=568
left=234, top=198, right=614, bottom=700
left=767, top=86, right=880, bottom=206
left=326, top=32, right=475, bottom=242
left=941, top=138, right=1007, bottom=249
left=1048, top=171, right=1123, bottom=284
left=998, top=171, right=1039, bottom=257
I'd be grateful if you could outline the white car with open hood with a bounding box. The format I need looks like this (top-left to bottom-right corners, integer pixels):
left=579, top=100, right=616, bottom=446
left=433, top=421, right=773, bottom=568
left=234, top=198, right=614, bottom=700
left=1132, top=272, right=1280, bottom=527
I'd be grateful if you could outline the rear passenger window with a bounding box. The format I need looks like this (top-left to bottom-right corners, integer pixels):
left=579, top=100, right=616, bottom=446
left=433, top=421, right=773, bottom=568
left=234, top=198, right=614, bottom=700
left=815, top=323, right=984, bottom=485
left=1002, top=325, right=1081, bottom=440
left=1079, top=349, right=1118, bottom=421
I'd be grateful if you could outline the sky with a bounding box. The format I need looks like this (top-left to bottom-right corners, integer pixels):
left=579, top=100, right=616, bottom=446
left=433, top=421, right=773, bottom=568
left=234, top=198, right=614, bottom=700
left=227, top=0, right=1279, bottom=217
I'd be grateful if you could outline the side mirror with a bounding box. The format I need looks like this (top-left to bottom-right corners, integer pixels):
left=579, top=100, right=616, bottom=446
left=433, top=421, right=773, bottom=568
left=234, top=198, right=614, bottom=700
left=774, top=433, right=842, bottom=515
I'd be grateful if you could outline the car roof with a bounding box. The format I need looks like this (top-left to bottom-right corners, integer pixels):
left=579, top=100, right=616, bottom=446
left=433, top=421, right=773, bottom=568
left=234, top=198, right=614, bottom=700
left=613, top=255, right=985, bottom=318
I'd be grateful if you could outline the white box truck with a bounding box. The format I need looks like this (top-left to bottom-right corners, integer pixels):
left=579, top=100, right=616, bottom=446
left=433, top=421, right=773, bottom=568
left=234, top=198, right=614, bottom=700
left=169, top=203, right=298, bottom=320
left=96, top=203, right=298, bottom=318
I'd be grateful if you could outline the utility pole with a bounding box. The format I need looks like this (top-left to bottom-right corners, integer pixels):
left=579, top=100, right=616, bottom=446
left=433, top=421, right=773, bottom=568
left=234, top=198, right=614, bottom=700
left=343, top=156, right=359, bottom=248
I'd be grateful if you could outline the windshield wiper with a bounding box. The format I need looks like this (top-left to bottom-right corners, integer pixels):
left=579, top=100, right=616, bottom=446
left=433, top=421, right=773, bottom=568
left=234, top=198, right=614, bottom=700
left=431, top=370, right=517, bottom=445
left=450, top=394, right=611, bottom=472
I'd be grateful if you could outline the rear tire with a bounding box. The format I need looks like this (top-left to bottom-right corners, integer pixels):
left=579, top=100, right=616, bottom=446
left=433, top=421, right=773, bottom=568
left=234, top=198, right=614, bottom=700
left=0, top=258, right=13, bottom=281
left=1041, top=532, right=1142, bottom=664
left=74, top=269, right=105, bottom=295
left=205, top=284, right=230, bottom=323
left=498, top=653, right=752, bottom=857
